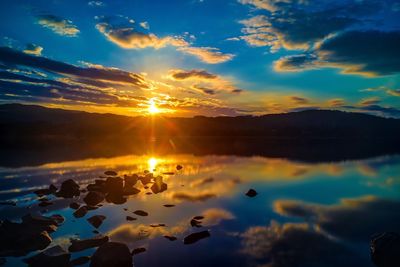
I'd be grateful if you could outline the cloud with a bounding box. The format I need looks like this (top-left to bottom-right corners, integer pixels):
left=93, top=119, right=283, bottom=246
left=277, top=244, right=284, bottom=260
left=274, top=30, right=400, bottom=76
left=328, top=98, right=346, bottom=107
left=23, top=44, right=43, bottom=56
left=140, top=21, right=150, bottom=30
left=241, top=221, right=363, bottom=267
left=168, top=69, right=217, bottom=80
left=387, top=89, right=400, bottom=97
left=288, top=96, right=310, bottom=105
left=37, top=15, right=79, bottom=37
left=96, top=22, right=188, bottom=49
left=359, top=97, right=381, bottom=106
left=273, top=196, right=400, bottom=241
left=88, top=1, right=104, bottom=6
left=177, top=47, right=235, bottom=64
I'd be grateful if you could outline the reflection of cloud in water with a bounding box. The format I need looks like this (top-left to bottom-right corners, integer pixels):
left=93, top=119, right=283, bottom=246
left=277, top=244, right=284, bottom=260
left=241, top=221, right=364, bottom=267
left=108, top=208, right=234, bottom=244
left=274, top=196, right=400, bottom=241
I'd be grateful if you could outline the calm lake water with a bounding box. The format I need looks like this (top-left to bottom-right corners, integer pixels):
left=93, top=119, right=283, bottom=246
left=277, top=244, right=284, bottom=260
left=1, top=150, right=400, bottom=266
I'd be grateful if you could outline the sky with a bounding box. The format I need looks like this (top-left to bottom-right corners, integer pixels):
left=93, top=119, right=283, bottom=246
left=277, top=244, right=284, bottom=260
left=0, top=0, right=399, bottom=117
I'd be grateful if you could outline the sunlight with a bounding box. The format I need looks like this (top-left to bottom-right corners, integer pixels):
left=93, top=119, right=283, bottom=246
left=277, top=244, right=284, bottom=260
left=148, top=157, right=158, bottom=171
left=148, top=98, right=160, bottom=114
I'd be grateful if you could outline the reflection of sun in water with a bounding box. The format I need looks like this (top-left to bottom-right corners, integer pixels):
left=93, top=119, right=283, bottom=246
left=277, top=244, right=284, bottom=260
left=148, top=157, right=158, bottom=171
left=148, top=98, right=159, bottom=114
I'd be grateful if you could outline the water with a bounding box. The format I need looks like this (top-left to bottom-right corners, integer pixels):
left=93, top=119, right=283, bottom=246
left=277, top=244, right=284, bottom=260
left=1, top=151, right=399, bottom=266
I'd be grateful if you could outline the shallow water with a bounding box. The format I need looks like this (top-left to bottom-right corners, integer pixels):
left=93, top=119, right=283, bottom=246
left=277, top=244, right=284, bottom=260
left=1, top=152, right=400, bottom=266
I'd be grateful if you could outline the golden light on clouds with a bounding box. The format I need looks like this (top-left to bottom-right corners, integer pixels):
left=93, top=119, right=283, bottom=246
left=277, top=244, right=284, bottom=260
left=148, top=98, right=160, bottom=114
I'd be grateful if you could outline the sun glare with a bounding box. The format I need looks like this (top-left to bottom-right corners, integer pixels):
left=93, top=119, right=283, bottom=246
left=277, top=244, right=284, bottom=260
left=148, top=99, right=160, bottom=114
left=148, top=157, right=158, bottom=171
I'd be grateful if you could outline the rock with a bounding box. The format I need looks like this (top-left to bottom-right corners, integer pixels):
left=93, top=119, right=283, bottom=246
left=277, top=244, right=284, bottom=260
left=193, top=216, right=204, bottom=220
left=90, top=242, right=132, bottom=267
left=84, top=191, right=105, bottom=206
left=150, top=224, right=166, bottom=227
left=0, top=201, right=16, bottom=206
left=163, top=204, right=175, bottom=207
left=34, top=184, right=57, bottom=196
left=183, top=230, right=210, bottom=245
left=176, top=165, right=183, bottom=170
left=70, top=256, right=90, bottom=266
left=245, top=189, right=257, bottom=197
left=371, top=232, right=400, bottom=267
left=84, top=205, right=98, bottom=210
left=56, top=179, right=80, bottom=198
left=38, top=200, right=53, bottom=207
left=164, top=236, right=177, bottom=241
left=162, top=172, right=175, bottom=175
left=105, top=193, right=127, bottom=204
left=69, top=202, right=80, bottom=210
left=87, top=215, right=106, bottom=228
left=106, top=177, right=124, bottom=194
left=124, top=174, right=138, bottom=186
left=190, top=219, right=202, bottom=228
left=131, top=247, right=146, bottom=256
left=73, top=206, right=88, bottom=218
left=123, top=186, right=140, bottom=196
left=104, top=171, right=118, bottom=176
left=23, top=245, right=71, bottom=267
left=126, top=216, right=136, bottom=221
left=133, top=210, right=148, bottom=216
left=68, top=235, right=109, bottom=252
left=151, top=176, right=167, bottom=194
left=146, top=192, right=152, bottom=195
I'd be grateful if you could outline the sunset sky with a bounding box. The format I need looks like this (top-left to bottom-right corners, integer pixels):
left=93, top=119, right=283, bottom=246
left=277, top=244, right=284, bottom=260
left=0, top=0, right=399, bottom=117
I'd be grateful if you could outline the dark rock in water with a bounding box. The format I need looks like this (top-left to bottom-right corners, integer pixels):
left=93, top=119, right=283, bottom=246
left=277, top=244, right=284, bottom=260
left=0, top=201, right=16, bottom=206
left=90, top=242, right=132, bottom=267
left=84, top=191, right=105, bottom=206
left=245, top=189, right=257, bottom=197
left=193, top=216, right=204, bottom=220
left=133, top=210, right=148, bottom=216
left=104, top=171, right=118, bottom=176
left=84, top=205, right=98, bottom=210
left=151, top=176, right=167, bottom=194
left=164, top=236, right=177, bottom=241
left=34, top=184, right=57, bottom=196
left=131, top=247, right=146, bottom=256
left=126, top=216, right=136, bottom=221
left=87, top=215, right=106, bottom=228
left=73, top=206, right=88, bottom=218
left=38, top=200, right=53, bottom=207
left=162, top=172, right=175, bottom=175
left=105, top=193, right=127, bottom=204
left=124, top=174, right=138, bottom=186
left=183, top=230, right=210, bottom=245
left=23, top=245, right=70, bottom=267
left=22, top=213, right=64, bottom=229
left=70, top=256, right=90, bottom=266
left=123, top=186, right=140, bottom=196
left=106, top=177, right=124, bottom=194
left=176, top=165, right=183, bottom=170
left=190, top=219, right=202, bottom=228
left=68, top=235, right=109, bottom=252
left=163, top=204, right=175, bottom=207
left=146, top=192, right=152, bottom=195
left=56, top=179, right=80, bottom=198
left=0, top=258, right=5, bottom=265
left=69, top=202, right=80, bottom=210
left=371, top=232, right=400, bottom=267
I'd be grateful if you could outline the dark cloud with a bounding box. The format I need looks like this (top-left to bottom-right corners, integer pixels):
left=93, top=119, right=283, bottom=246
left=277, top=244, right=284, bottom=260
left=241, top=222, right=364, bottom=267
left=274, top=196, right=400, bottom=242
left=275, top=30, right=400, bottom=76
left=0, top=47, right=147, bottom=87
left=169, top=69, right=217, bottom=80
left=289, top=96, right=310, bottom=105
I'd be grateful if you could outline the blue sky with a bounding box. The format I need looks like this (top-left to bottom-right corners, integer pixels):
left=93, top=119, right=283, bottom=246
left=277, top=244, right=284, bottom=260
left=0, top=0, right=399, bottom=117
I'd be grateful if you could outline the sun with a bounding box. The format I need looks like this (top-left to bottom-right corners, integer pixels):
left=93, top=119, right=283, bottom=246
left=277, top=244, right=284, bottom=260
left=148, top=98, right=160, bottom=114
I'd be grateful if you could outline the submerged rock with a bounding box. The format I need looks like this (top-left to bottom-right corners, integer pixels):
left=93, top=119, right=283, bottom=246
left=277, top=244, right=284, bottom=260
left=176, top=165, right=183, bottom=170
left=245, top=189, right=258, bottom=197
left=70, top=256, right=90, bottom=266
left=73, top=206, right=88, bottom=218
left=371, top=232, right=400, bottom=267
left=56, top=179, right=80, bottom=198
left=183, top=230, right=210, bottom=245
left=23, top=245, right=70, bottom=267
left=87, top=215, right=106, bottom=228
left=131, top=247, right=146, bottom=256
left=90, top=242, right=132, bottom=267
left=34, top=184, right=57, bottom=196
left=84, top=191, right=105, bottom=206
left=164, top=236, right=177, bottom=241
left=163, top=204, right=175, bottom=207
left=68, top=235, right=109, bottom=252
left=126, top=216, right=136, bottom=221
left=69, top=202, right=80, bottom=210
left=133, top=210, right=148, bottom=216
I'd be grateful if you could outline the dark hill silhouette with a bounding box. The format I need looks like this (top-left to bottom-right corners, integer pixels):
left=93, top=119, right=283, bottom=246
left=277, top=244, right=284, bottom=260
left=1, top=103, right=400, bottom=166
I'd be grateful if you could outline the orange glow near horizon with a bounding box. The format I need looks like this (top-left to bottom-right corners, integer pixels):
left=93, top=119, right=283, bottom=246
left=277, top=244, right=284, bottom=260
left=148, top=98, right=160, bottom=115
